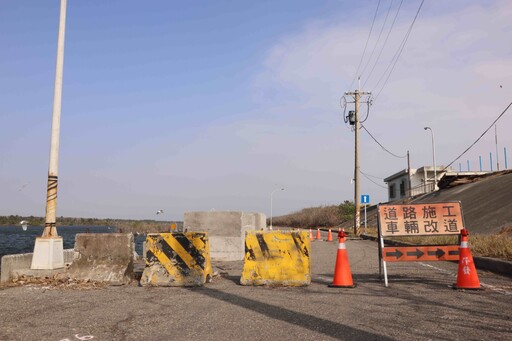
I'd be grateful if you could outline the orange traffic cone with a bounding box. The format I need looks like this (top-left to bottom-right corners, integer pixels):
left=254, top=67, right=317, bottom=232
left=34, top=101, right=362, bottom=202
left=326, top=228, right=333, bottom=242
left=316, top=228, right=322, bottom=241
left=329, top=230, right=355, bottom=288
left=309, top=228, right=314, bottom=241
left=454, top=229, right=481, bottom=289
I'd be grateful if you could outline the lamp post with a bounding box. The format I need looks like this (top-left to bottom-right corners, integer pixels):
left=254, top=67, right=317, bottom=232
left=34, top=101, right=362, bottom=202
left=424, top=127, right=437, bottom=191
left=31, top=0, right=67, bottom=269
left=270, top=187, right=284, bottom=230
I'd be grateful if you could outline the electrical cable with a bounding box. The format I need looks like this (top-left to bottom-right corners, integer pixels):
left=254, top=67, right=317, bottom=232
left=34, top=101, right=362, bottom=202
left=363, top=0, right=404, bottom=89
left=359, top=0, right=395, bottom=82
left=360, top=97, right=373, bottom=123
left=360, top=170, right=388, bottom=189
left=443, top=101, right=512, bottom=171
left=361, top=123, right=407, bottom=159
left=360, top=170, right=384, bottom=180
left=417, top=101, right=512, bottom=186
left=348, top=0, right=381, bottom=90
left=372, top=0, right=424, bottom=101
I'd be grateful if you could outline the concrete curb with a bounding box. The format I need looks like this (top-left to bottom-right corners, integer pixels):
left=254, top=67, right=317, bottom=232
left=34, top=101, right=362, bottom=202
left=1, top=249, right=75, bottom=283
left=360, top=234, right=512, bottom=278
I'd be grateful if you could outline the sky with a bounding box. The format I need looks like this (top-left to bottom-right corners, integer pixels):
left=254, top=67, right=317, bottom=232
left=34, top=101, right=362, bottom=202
left=1, top=0, right=511, bottom=221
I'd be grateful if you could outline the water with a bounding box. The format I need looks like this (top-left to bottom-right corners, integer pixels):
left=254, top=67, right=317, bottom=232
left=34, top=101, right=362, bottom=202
left=0, top=226, right=146, bottom=262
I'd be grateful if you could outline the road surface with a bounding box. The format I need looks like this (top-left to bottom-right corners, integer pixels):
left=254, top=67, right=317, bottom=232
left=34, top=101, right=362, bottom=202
left=1, top=235, right=511, bottom=340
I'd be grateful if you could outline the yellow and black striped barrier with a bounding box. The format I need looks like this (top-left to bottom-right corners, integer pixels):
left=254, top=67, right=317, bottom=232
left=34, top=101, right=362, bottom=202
left=240, top=231, right=311, bottom=286
left=140, top=232, right=212, bottom=287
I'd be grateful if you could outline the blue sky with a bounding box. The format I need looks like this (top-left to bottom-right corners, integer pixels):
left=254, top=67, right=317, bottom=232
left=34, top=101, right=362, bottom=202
left=1, top=0, right=511, bottom=221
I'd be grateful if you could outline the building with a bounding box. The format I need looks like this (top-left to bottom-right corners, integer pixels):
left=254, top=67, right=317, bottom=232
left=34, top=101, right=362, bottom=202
left=383, top=166, right=491, bottom=201
left=384, top=166, right=448, bottom=201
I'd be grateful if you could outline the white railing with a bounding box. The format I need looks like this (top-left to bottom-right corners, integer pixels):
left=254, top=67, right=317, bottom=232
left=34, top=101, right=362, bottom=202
left=408, top=182, right=435, bottom=197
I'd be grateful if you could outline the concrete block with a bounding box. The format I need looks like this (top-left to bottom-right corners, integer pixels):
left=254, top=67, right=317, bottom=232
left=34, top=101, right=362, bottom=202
left=240, top=231, right=311, bottom=286
left=184, top=211, right=267, bottom=261
left=1, top=250, right=74, bottom=283
left=66, top=233, right=134, bottom=285
left=31, top=237, right=64, bottom=269
left=140, top=232, right=212, bottom=287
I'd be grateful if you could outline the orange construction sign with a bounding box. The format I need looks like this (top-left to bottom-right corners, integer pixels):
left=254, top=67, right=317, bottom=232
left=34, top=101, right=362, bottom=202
left=378, top=202, right=464, bottom=237
left=382, top=245, right=460, bottom=262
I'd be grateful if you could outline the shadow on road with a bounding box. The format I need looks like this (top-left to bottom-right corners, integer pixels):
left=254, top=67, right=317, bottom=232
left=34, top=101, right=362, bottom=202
left=188, top=286, right=394, bottom=341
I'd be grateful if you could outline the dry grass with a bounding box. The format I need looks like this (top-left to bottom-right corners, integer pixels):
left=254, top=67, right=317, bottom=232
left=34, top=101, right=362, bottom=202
left=470, top=227, right=512, bottom=260
left=272, top=205, right=341, bottom=228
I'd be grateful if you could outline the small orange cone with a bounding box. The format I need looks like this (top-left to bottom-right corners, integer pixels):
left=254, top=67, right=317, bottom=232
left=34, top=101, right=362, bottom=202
left=329, top=230, right=355, bottom=288
left=326, top=228, right=333, bottom=242
left=316, top=228, right=322, bottom=240
left=454, top=229, right=481, bottom=290
left=309, top=228, right=314, bottom=241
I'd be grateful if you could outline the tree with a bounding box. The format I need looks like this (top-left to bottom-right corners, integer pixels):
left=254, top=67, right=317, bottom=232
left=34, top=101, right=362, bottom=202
left=338, top=200, right=355, bottom=223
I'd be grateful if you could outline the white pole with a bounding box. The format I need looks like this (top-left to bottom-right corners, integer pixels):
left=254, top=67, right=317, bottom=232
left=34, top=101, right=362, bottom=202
left=424, top=127, right=437, bottom=191
left=270, top=187, right=284, bottom=230
left=495, top=125, right=500, bottom=171
left=364, top=204, right=367, bottom=233
left=43, top=0, right=67, bottom=238
left=380, top=235, right=388, bottom=287
left=31, top=0, right=67, bottom=270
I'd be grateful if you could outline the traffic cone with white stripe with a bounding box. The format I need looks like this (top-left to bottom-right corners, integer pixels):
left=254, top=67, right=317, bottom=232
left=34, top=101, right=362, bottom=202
left=316, top=228, right=322, bottom=241
left=329, top=229, right=355, bottom=288
left=309, top=228, right=314, bottom=241
left=326, top=228, right=333, bottom=242
left=453, top=228, right=481, bottom=290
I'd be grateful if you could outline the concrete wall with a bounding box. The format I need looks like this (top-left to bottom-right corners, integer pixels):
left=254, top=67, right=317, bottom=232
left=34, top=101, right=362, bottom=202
left=1, top=250, right=74, bottom=283
left=184, top=211, right=267, bottom=261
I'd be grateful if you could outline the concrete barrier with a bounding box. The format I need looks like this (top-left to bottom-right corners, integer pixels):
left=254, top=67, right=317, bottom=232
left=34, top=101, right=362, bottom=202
left=140, top=232, right=212, bottom=287
left=184, top=211, right=267, bottom=261
left=240, top=231, right=311, bottom=286
left=66, top=233, right=134, bottom=285
left=1, top=250, right=74, bottom=283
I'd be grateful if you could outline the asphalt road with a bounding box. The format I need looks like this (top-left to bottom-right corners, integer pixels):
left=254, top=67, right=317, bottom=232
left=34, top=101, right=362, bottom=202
left=1, top=235, right=511, bottom=341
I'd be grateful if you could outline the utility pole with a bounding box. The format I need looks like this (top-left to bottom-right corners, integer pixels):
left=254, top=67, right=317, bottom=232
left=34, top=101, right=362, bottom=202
left=345, top=81, right=371, bottom=236
left=407, top=150, right=411, bottom=200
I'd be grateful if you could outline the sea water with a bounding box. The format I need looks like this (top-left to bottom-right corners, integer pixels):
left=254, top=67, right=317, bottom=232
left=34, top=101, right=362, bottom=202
left=0, top=225, right=145, bottom=262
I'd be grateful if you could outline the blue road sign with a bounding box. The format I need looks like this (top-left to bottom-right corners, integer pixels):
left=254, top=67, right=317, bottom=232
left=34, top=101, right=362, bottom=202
left=361, top=194, right=370, bottom=204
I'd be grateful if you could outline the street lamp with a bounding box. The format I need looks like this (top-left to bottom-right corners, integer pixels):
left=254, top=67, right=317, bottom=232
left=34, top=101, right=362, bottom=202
left=424, top=127, right=437, bottom=191
left=270, top=187, right=285, bottom=230
left=32, top=0, right=67, bottom=270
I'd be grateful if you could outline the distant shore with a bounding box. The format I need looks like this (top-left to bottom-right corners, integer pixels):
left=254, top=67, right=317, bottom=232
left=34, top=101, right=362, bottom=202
left=0, top=215, right=183, bottom=234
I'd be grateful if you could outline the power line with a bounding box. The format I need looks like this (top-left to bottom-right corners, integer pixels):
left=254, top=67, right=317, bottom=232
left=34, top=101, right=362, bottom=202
left=363, top=0, right=404, bottom=89
left=443, top=101, right=512, bottom=171
left=415, top=101, right=512, bottom=187
left=372, top=0, right=425, bottom=101
left=359, top=0, right=395, bottom=82
left=361, top=123, right=407, bottom=159
left=348, top=0, right=382, bottom=90
left=360, top=170, right=384, bottom=180
left=360, top=170, right=388, bottom=189
left=360, top=94, right=373, bottom=123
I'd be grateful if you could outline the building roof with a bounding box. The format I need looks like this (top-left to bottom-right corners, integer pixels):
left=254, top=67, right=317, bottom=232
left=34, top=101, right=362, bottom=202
left=438, top=170, right=508, bottom=189
left=383, top=169, right=409, bottom=183
left=383, top=166, right=450, bottom=183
